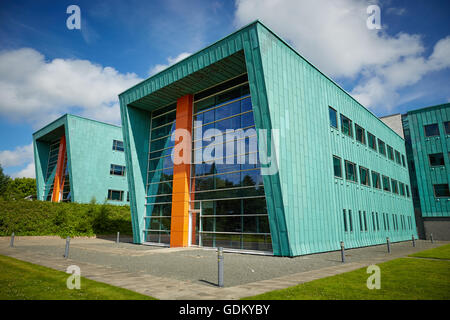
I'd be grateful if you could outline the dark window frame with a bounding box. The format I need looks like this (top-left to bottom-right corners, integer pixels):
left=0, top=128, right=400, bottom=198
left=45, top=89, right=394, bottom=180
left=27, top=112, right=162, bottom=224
left=387, top=145, right=394, bottom=161
left=333, top=155, right=343, bottom=178
left=340, top=114, right=353, bottom=138
left=444, top=121, right=450, bottom=135
left=110, top=164, right=126, bottom=176
left=424, top=123, right=440, bottom=137
left=367, top=132, right=377, bottom=151
left=329, top=106, right=338, bottom=129
left=359, top=166, right=370, bottom=186
left=378, top=139, right=386, bottom=156
left=433, top=184, right=450, bottom=198
left=355, top=123, right=366, bottom=145
left=371, top=171, right=381, bottom=189
left=382, top=175, right=391, bottom=192
left=345, top=160, right=358, bottom=183
left=428, top=153, right=445, bottom=167
left=112, top=139, right=124, bottom=152
left=107, top=189, right=124, bottom=201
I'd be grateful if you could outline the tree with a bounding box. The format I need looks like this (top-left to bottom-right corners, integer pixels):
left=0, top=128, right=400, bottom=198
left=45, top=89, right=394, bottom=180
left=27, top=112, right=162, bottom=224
left=0, top=164, right=11, bottom=197
left=3, top=177, right=36, bottom=200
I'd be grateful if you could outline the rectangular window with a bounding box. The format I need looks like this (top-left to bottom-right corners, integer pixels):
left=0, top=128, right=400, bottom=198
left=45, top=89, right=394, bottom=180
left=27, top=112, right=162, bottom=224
left=107, top=189, right=123, bottom=201
left=406, top=185, right=410, bottom=197
left=372, top=212, right=376, bottom=231
left=112, top=140, right=124, bottom=152
left=359, top=211, right=363, bottom=231
left=445, top=121, right=450, bottom=135
left=367, top=132, right=377, bottom=151
left=363, top=211, right=368, bottom=231
left=329, top=107, right=338, bottom=128
left=395, top=150, right=401, bottom=164
left=355, top=124, right=366, bottom=144
left=333, top=156, right=342, bottom=178
left=340, top=114, right=353, bottom=137
left=378, top=139, right=386, bottom=156
left=424, top=123, right=440, bottom=137
left=383, top=213, right=386, bottom=230
left=433, top=184, right=450, bottom=198
left=343, top=209, right=348, bottom=232
left=399, top=182, right=405, bottom=196
left=345, top=160, right=358, bottom=182
left=349, top=210, right=353, bottom=232
left=359, top=166, right=370, bottom=186
left=391, top=179, right=399, bottom=194
left=386, top=213, right=390, bottom=230
left=382, top=175, right=391, bottom=192
left=371, top=171, right=381, bottom=189
left=110, top=164, right=126, bottom=176
left=401, top=154, right=406, bottom=167
left=387, top=145, right=394, bottom=161
left=376, top=212, right=380, bottom=231
left=429, top=153, right=445, bottom=166
left=127, top=192, right=130, bottom=202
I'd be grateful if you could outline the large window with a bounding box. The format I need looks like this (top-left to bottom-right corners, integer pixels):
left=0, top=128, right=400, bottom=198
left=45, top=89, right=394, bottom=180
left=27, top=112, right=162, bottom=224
left=329, top=107, right=338, bottom=128
left=108, top=189, right=123, bottom=201
left=190, top=81, right=272, bottom=252
left=340, top=115, right=353, bottom=137
left=433, top=184, right=450, bottom=198
left=424, top=123, right=439, bottom=137
left=368, top=132, right=377, bottom=151
left=355, top=124, right=366, bottom=144
left=110, top=164, right=126, bottom=176
left=378, top=139, right=386, bottom=156
left=429, top=153, right=445, bottom=166
left=359, top=166, right=370, bottom=186
left=401, top=154, right=406, bottom=167
left=112, top=140, right=124, bottom=152
left=333, top=156, right=342, bottom=178
left=345, top=160, right=357, bottom=182
left=382, top=175, right=391, bottom=192
left=399, top=182, right=406, bottom=196
left=394, top=150, right=401, bottom=165
left=371, top=171, right=381, bottom=189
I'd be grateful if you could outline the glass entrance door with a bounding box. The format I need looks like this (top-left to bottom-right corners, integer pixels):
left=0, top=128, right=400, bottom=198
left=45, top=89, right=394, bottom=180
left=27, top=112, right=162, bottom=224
left=188, top=209, right=201, bottom=246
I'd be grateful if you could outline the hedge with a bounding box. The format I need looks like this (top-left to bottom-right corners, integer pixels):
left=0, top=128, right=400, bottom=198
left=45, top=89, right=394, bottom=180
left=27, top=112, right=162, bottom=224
left=0, top=200, right=132, bottom=237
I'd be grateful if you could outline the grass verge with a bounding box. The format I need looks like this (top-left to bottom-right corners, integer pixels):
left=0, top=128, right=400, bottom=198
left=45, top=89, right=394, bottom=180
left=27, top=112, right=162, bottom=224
left=0, top=254, right=156, bottom=300
left=243, top=257, right=450, bottom=300
left=409, top=244, right=450, bottom=260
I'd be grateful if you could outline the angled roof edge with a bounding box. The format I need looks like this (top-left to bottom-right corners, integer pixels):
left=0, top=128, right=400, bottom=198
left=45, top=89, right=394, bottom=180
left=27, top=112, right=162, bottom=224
left=33, top=113, right=121, bottom=137
left=118, top=20, right=260, bottom=98
left=406, top=102, right=450, bottom=115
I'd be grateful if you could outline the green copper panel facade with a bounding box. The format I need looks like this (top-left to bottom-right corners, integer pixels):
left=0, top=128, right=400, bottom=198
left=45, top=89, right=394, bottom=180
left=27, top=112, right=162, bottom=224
left=33, top=114, right=129, bottom=206
left=403, top=104, right=450, bottom=217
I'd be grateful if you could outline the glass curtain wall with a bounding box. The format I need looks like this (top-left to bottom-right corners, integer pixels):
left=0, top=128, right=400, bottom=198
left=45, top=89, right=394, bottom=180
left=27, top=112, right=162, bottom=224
left=45, top=139, right=60, bottom=201
left=145, top=103, right=177, bottom=244
left=191, top=78, right=272, bottom=252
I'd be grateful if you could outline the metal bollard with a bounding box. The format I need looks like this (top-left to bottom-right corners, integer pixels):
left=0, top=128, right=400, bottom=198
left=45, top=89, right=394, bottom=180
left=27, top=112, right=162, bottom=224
left=412, top=235, right=416, bottom=247
left=386, top=237, right=391, bottom=253
left=340, top=241, right=345, bottom=263
left=64, top=236, right=71, bottom=259
left=218, top=247, right=224, bottom=288
left=116, top=232, right=120, bottom=244
left=430, top=233, right=434, bottom=243
left=10, top=232, right=15, bottom=247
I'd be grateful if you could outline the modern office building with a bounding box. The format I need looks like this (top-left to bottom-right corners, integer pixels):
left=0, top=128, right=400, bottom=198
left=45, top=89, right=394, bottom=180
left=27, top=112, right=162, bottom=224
left=119, top=21, right=417, bottom=256
left=33, top=114, right=129, bottom=205
left=397, top=103, right=450, bottom=240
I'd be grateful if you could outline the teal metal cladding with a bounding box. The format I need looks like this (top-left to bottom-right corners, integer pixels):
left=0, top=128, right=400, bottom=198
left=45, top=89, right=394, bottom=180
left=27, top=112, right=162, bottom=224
left=119, top=21, right=417, bottom=256
left=403, top=104, right=450, bottom=217
left=33, top=114, right=129, bottom=205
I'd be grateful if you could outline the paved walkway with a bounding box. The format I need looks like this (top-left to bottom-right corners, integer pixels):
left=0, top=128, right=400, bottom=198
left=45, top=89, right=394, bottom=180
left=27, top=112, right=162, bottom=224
left=0, top=236, right=447, bottom=300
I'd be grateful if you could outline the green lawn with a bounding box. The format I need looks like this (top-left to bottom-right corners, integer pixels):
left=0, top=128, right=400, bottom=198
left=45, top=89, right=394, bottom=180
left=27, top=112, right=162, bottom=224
left=0, top=255, right=156, bottom=300
left=243, top=251, right=450, bottom=300
left=409, top=244, right=450, bottom=260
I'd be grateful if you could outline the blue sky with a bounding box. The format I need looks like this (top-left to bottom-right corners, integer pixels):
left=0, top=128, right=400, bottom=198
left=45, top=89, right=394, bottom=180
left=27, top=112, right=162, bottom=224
left=0, top=0, right=449, bottom=178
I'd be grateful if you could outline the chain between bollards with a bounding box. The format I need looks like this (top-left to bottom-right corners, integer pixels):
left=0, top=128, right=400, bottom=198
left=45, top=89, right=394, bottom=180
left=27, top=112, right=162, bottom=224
left=430, top=233, right=434, bottom=243
left=386, top=237, right=391, bottom=253
left=10, top=232, right=15, bottom=247
left=340, top=241, right=345, bottom=263
left=412, top=235, right=416, bottom=247
left=116, top=232, right=120, bottom=244
left=64, top=236, right=71, bottom=259
left=217, top=247, right=224, bottom=288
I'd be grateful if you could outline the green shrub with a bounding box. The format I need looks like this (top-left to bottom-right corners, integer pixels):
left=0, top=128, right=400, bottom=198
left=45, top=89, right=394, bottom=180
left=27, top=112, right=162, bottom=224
left=0, top=200, right=132, bottom=237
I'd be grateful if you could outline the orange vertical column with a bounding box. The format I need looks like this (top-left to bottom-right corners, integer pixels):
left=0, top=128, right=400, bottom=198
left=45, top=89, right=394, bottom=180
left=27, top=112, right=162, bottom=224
left=51, top=135, right=66, bottom=202
left=170, top=94, right=193, bottom=247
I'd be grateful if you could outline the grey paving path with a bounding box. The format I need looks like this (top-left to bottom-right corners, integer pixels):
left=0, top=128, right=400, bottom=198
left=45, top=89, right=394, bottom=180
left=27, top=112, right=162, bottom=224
left=0, top=236, right=447, bottom=300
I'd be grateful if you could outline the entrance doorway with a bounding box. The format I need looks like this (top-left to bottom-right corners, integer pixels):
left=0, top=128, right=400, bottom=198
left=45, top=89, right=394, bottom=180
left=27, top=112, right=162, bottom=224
left=188, top=209, right=200, bottom=246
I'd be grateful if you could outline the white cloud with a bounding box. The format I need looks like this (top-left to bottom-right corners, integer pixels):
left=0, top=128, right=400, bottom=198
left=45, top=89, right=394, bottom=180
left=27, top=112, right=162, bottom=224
left=234, top=0, right=450, bottom=112
left=0, top=143, right=33, bottom=168
left=0, top=143, right=35, bottom=178
left=149, top=52, right=192, bottom=76
left=0, top=48, right=142, bottom=127
left=12, top=162, right=35, bottom=179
